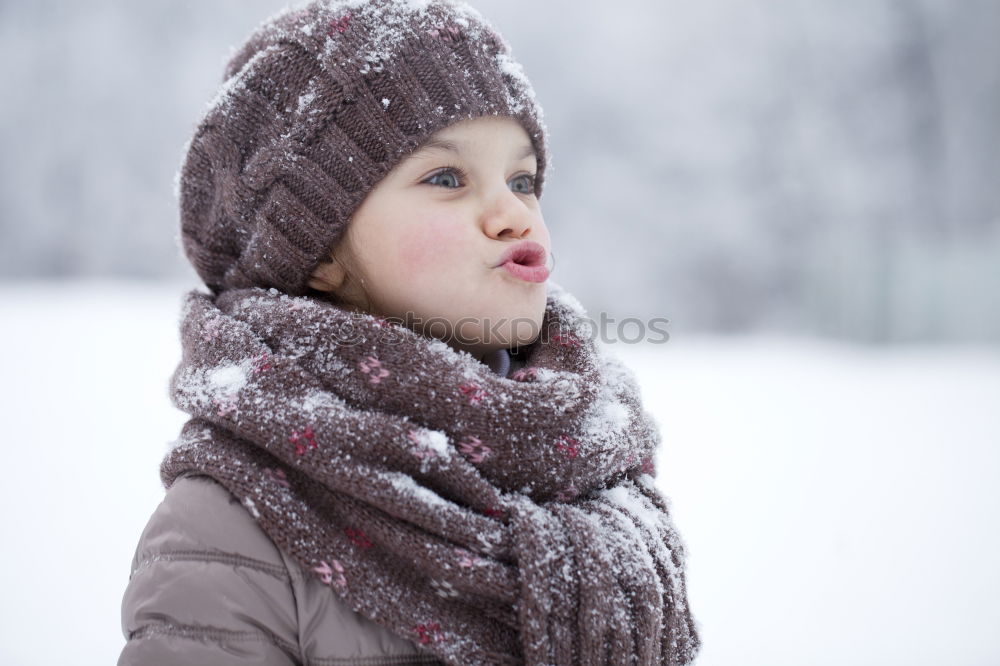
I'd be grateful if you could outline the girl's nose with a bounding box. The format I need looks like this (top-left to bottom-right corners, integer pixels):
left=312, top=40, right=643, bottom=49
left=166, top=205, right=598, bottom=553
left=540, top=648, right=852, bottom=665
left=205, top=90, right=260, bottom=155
left=482, top=188, right=538, bottom=240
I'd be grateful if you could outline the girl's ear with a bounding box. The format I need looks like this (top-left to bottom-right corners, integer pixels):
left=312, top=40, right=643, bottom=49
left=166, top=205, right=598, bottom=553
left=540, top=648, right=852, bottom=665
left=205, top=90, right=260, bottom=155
left=306, top=256, right=347, bottom=293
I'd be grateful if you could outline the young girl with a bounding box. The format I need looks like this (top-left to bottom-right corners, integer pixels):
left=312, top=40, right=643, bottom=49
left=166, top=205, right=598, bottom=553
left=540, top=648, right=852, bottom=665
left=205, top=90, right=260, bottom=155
left=118, top=1, right=701, bottom=664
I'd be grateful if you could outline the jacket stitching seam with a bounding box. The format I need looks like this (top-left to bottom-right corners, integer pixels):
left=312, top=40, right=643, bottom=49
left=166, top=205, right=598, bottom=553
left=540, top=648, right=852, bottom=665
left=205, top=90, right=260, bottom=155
left=128, top=621, right=301, bottom=660
left=307, top=656, right=444, bottom=665
left=130, top=549, right=290, bottom=581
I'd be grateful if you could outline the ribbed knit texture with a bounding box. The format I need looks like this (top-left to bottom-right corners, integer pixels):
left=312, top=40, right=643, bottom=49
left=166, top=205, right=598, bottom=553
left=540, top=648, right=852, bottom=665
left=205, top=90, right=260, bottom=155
left=161, top=280, right=702, bottom=665
left=176, top=0, right=549, bottom=296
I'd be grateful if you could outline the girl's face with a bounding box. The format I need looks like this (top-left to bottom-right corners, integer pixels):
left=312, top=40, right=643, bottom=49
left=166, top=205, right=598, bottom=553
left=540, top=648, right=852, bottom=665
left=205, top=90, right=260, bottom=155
left=309, top=115, right=551, bottom=361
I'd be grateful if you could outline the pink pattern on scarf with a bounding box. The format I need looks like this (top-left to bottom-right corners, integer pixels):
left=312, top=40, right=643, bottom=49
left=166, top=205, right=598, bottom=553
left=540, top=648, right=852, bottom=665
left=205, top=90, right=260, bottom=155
left=263, top=467, right=290, bottom=488
left=414, top=621, right=445, bottom=644
left=252, top=353, right=272, bottom=374
left=551, top=331, right=581, bottom=348
left=428, top=24, right=463, bottom=44
left=510, top=366, right=538, bottom=381
left=328, top=12, right=351, bottom=35
left=458, top=383, right=485, bottom=404
left=313, top=559, right=347, bottom=589
left=555, top=433, right=580, bottom=458
left=289, top=426, right=318, bottom=456
left=358, top=356, right=390, bottom=384
left=457, top=435, right=492, bottom=463
left=344, top=526, right=373, bottom=548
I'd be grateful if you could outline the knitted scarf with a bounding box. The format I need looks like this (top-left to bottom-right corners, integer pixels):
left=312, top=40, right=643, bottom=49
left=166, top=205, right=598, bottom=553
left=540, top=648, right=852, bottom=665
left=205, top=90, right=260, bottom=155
left=161, top=280, right=701, bottom=665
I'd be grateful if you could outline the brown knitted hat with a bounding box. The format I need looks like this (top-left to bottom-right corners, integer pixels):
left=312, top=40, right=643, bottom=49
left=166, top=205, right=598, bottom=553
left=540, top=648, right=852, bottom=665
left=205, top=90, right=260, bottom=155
left=175, top=0, right=549, bottom=296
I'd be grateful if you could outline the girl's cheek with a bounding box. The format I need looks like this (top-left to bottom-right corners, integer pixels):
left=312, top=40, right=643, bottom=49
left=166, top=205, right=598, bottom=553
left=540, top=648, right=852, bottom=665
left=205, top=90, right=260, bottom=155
left=397, top=216, right=461, bottom=269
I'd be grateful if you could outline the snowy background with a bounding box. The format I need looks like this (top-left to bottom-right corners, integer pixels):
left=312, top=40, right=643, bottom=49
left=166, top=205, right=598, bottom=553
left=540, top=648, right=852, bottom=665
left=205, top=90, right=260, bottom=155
left=1, top=0, right=999, bottom=664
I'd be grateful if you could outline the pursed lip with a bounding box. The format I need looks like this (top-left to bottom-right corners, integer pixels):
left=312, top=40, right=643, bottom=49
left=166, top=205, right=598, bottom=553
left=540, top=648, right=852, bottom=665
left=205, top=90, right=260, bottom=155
left=493, top=240, right=548, bottom=269
left=493, top=240, right=549, bottom=283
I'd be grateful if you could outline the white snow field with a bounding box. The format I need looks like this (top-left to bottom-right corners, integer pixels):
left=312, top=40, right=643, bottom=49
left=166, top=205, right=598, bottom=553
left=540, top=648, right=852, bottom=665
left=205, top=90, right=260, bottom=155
left=0, top=280, right=997, bottom=666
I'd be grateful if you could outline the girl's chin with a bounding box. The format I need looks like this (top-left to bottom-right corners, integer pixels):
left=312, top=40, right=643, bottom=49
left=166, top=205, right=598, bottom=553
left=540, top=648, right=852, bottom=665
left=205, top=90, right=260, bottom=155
left=447, top=311, right=544, bottom=346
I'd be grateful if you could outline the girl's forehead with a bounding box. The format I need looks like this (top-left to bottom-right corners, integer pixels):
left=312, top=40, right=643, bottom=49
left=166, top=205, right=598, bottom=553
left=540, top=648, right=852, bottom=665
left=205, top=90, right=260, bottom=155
left=413, top=137, right=536, bottom=161
left=412, top=118, right=537, bottom=159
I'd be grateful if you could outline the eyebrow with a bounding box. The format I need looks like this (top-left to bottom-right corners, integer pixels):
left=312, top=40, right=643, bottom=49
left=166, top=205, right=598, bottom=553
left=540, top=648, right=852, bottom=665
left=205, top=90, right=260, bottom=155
left=414, top=138, right=536, bottom=161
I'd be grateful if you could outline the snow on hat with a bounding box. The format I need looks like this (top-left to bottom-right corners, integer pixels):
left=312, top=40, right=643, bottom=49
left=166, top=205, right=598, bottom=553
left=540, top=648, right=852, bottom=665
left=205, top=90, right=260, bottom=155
left=175, top=0, right=549, bottom=296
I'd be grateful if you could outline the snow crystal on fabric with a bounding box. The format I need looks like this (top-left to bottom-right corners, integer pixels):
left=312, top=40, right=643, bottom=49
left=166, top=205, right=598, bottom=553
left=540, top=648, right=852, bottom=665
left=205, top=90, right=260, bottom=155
left=529, top=369, right=582, bottom=413
left=495, top=51, right=535, bottom=114
left=319, top=0, right=491, bottom=74
left=383, top=470, right=449, bottom=509
left=600, top=399, right=631, bottom=432
left=243, top=497, right=261, bottom=519
left=412, top=428, right=450, bottom=456
left=601, top=484, right=665, bottom=538
left=596, top=347, right=642, bottom=395
left=578, top=353, right=637, bottom=447
left=208, top=364, right=248, bottom=394
left=173, top=359, right=253, bottom=412
left=206, top=44, right=283, bottom=118
left=296, top=82, right=319, bottom=115
left=636, top=472, right=657, bottom=490
left=301, top=389, right=343, bottom=417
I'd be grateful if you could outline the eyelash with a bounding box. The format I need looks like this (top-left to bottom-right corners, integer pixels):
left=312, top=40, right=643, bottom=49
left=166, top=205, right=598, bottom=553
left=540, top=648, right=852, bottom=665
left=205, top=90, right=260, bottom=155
left=423, top=165, right=536, bottom=193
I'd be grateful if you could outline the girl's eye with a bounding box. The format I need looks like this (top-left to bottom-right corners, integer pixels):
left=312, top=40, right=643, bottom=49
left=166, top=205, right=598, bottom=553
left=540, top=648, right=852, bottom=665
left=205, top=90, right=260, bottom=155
left=424, top=168, right=465, bottom=189
left=510, top=173, right=536, bottom=194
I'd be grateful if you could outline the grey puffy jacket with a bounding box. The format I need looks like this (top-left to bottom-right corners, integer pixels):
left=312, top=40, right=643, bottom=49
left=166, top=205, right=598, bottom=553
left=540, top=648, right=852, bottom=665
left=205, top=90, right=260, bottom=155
left=120, top=349, right=518, bottom=664
left=118, top=472, right=444, bottom=665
